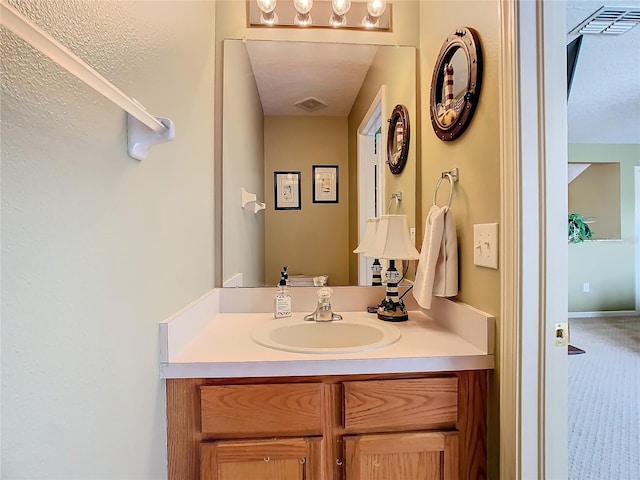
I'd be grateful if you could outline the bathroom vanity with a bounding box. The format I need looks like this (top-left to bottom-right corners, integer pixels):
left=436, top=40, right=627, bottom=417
left=161, top=287, right=494, bottom=480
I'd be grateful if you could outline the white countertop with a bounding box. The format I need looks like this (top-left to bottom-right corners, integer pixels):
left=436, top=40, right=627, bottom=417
left=160, top=298, right=494, bottom=379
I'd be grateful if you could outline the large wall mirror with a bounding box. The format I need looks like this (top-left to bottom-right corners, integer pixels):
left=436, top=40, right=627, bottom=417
left=222, top=39, right=417, bottom=287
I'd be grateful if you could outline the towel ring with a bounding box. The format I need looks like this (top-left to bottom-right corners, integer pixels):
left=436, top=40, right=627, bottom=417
left=433, top=173, right=455, bottom=208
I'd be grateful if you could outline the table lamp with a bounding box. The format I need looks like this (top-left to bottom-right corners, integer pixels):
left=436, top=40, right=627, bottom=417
left=353, top=217, right=382, bottom=286
left=366, top=214, right=419, bottom=322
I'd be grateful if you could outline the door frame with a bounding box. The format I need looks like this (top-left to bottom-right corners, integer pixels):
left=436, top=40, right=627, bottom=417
left=499, top=1, right=568, bottom=478
left=635, top=166, right=640, bottom=314
left=356, top=85, right=386, bottom=285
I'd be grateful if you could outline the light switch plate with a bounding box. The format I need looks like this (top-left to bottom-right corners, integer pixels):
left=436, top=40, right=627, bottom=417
left=473, top=223, right=499, bottom=269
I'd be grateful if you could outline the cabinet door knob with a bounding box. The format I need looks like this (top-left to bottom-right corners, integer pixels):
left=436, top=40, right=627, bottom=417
left=263, top=457, right=270, bottom=463
left=336, top=459, right=343, bottom=466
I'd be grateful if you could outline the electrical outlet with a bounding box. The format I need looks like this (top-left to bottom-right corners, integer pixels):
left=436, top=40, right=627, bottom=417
left=583, top=282, right=590, bottom=293
left=555, top=322, right=569, bottom=346
left=473, top=223, right=499, bottom=269
left=410, top=228, right=416, bottom=243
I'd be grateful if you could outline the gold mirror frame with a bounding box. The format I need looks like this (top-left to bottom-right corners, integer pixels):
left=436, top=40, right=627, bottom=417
left=430, top=27, right=483, bottom=141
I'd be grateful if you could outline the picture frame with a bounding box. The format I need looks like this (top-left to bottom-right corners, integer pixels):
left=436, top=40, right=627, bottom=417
left=312, top=165, right=339, bottom=204
left=274, top=171, right=301, bottom=210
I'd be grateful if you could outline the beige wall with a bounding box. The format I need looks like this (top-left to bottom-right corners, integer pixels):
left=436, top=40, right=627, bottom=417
left=348, top=45, right=417, bottom=284
left=420, top=3, right=501, bottom=477
left=222, top=39, right=265, bottom=287
left=264, top=117, right=350, bottom=285
left=419, top=3, right=501, bottom=322
left=569, top=163, right=621, bottom=240
left=1, top=1, right=216, bottom=477
left=568, top=144, right=640, bottom=312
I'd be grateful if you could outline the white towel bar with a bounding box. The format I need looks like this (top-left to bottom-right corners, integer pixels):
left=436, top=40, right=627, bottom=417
left=0, top=0, right=175, bottom=160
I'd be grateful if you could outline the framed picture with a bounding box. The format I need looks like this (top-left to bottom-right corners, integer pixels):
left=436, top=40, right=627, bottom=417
left=274, top=171, right=301, bottom=210
left=312, top=165, right=339, bottom=204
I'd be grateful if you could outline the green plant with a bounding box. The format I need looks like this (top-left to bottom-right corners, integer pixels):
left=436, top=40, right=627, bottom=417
left=568, top=213, right=593, bottom=243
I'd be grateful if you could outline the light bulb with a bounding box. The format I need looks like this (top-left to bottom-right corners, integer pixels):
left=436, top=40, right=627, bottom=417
left=329, top=12, right=347, bottom=26
left=293, top=0, right=313, bottom=14
left=294, top=12, right=312, bottom=25
left=361, top=14, right=379, bottom=28
left=261, top=11, right=279, bottom=25
left=256, top=0, right=277, bottom=13
left=331, top=0, right=351, bottom=16
left=367, top=0, right=386, bottom=17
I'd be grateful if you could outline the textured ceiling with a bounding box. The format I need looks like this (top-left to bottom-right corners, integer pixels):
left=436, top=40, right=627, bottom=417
left=566, top=0, right=640, bottom=144
left=245, top=40, right=378, bottom=116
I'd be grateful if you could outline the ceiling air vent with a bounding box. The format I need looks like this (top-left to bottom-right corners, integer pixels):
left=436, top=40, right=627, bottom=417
left=294, top=97, right=328, bottom=113
left=569, top=6, right=640, bottom=35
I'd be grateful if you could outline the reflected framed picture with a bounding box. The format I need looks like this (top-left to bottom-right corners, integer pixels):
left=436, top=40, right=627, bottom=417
left=312, top=165, right=339, bottom=204
left=274, top=171, right=301, bottom=210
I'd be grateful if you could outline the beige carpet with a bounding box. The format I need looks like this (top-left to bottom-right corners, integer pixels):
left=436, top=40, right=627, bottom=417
left=569, top=315, right=640, bottom=480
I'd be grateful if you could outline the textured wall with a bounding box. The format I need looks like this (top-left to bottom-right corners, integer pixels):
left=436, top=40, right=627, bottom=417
left=1, top=1, right=215, bottom=478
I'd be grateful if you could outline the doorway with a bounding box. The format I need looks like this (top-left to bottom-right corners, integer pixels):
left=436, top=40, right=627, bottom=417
left=356, top=86, right=386, bottom=285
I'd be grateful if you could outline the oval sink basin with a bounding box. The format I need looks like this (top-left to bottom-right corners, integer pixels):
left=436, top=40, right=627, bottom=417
left=251, top=317, right=401, bottom=354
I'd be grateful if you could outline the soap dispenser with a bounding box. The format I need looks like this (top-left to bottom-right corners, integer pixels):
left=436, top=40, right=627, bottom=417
left=274, top=266, right=292, bottom=318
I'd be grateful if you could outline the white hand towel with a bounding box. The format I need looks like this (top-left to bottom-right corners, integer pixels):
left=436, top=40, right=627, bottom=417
left=433, top=208, right=458, bottom=298
left=413, top=205, right=446, bottom=309
left=413, top=205, right=459, bottom=309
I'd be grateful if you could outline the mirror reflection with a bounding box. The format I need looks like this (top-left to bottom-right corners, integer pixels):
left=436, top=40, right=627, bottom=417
left=434, top=48, right=468, bottom=128
left=430, top=27, right=482, bottom=142
left=222, top=39, right=416, bottom=287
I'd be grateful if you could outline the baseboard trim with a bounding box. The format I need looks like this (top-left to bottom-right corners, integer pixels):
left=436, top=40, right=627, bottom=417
left=569, top=310, right=638, bottom=319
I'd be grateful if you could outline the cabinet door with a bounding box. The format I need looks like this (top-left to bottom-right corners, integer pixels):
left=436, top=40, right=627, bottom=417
left=201, top=437, right=321, bottom=480
left=344, top=431, right=459, bottom=480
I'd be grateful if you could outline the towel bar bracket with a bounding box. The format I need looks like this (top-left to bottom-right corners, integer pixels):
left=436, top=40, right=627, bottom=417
left=127, top=114, right=175, bottom=161
left=441, top=167, right=459, bottom=183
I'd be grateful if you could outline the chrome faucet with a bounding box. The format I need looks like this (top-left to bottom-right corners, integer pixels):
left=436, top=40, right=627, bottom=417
left=304, top=287, right=342, bottom=322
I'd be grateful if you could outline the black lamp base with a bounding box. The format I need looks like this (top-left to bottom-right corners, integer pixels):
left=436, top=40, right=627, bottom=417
left=377, top=305, right=409, bottom=322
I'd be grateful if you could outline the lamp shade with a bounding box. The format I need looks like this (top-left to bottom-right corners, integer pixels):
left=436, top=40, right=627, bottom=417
left=353, top=217, right=379, bottom=255
left=367, top=214, right=419, bottom=260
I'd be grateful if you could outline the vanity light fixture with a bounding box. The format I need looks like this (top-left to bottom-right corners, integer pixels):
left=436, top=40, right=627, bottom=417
left=367, top=214, right=419, bottom=322
left=249, top=0, right=391, bottom=31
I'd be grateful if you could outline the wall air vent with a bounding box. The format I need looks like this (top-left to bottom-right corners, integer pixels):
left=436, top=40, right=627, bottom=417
left=569, top=6, right=640, bottom=35
left=294, top=97, right=328, bottom=112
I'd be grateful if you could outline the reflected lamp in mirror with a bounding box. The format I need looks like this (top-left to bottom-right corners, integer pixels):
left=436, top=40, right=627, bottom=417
left=249, top=0, right=391, bottom=30
left=353, top=217, right=382, bottom=286
left=367, top=215, right=419, bottom=322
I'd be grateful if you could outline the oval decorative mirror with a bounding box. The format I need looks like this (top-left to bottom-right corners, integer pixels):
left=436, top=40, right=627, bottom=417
left=386, top=104, right=410, bottom=174
left=430, top=27, right=482, bottom=141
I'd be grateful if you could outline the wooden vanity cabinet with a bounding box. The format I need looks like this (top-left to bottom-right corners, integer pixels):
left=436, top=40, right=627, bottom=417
left=201, top=437, right=322, bottom=480
left=166, top=371, right=487, bottom=480
left=344, top=431, right=459, bottom=480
